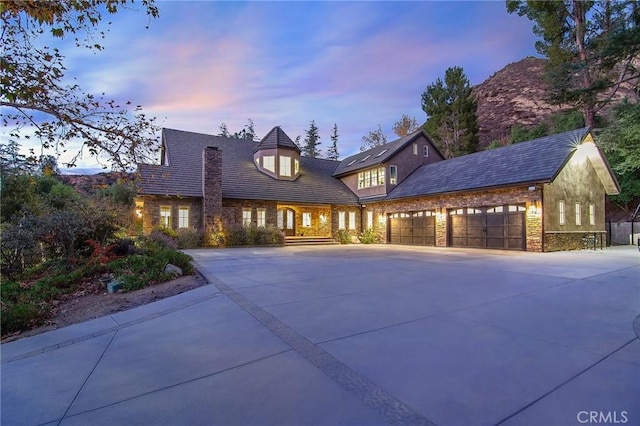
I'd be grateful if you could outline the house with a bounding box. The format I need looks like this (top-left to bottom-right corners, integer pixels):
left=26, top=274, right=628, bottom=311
left=136, top=126, right=619, bottom=252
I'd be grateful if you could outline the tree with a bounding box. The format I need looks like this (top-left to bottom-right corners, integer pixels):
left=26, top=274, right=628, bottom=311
left=421, top=66, right=479, bottom=158
left=302, top=120, right=321, bottom=158
left=326, top=124, right=340, bottom=160
left=360, top=124, right=388, bottom=152
left=218, top=123, right=230, bottom=138
left=232, top=118, right=257, bottom=141
left=392, top=114, right=419, bottom=137
left=597, top=100, right=640, bottom=205
left=506, top=0, right=640, bottom=127
left=1, top=1, right=161, bottom=171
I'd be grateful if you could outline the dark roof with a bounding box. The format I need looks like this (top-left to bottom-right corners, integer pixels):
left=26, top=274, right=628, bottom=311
left=254, top=126, right=300, bottom=153
left=333, top=130, right=431, bottom=177
left=386, top=127, right=591, bottom=200
left=137, top=128, right=358, bottom=205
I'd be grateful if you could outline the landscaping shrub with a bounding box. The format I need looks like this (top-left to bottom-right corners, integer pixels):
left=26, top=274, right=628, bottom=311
left=176, top=227, right=203, bottom=249
left=223, top=225, right=284, bottom=246
left=336, top=229, right=351, bottom=244
left=149, top=228, right=179, bottom=250
left=1, top=301, right=49, bottom=335
left=358, top=228, right=379, bottom=244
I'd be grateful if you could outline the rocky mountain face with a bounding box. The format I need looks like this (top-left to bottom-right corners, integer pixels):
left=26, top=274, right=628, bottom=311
left=472, top=56, right=638, bottom=148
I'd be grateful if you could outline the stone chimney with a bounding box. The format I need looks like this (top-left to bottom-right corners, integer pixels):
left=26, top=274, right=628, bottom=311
left=202, top=147, right=222, bottom=243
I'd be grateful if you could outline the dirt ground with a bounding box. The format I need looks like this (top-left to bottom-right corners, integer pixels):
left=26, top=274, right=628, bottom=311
left=1, top=272, right=210, bottom=343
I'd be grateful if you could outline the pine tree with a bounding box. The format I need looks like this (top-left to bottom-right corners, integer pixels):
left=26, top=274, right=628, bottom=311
left=421, top=66, right=479, bottom=158
left=302, top=120, right=321, bottom=158
left=326, top=124, right=340, bottom=160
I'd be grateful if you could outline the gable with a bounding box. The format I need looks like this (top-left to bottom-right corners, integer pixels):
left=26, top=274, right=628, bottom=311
left=333, top=130, right=443, bottom=177
left=386, top=127, right=618, bottom=200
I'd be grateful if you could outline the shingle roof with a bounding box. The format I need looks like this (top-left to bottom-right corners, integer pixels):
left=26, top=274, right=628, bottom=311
left=333, top=130, right=432, bottom=177
left=254, top=126, right=300, bottom=153
left=386, top=127, right=593, bottom=200
left=137, top=128, right=359, bottom=205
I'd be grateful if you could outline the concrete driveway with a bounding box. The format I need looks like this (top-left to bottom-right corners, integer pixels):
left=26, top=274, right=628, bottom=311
left=2, top=245, right=639, bottom=425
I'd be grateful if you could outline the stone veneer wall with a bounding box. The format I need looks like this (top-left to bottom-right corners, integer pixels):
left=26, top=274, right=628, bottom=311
left=277, top=204, right=333, bottom=237
left=222, top=199, right=278, bottom=228
left=331, top=205, right=361, bottom=239
left=139, top=196, right=203, bottom=235
left=365, top=186, right=544, bottom=251
left=202, top=147, right=223, bottom=244
left=544, top=232, right=607, bottom=251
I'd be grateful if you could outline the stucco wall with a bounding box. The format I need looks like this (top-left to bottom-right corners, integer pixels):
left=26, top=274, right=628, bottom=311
left=543, top=154, right=606, bottom=251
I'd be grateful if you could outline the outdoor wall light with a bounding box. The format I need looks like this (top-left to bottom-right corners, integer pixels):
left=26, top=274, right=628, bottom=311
left=320, top=214, right=327, bottom=224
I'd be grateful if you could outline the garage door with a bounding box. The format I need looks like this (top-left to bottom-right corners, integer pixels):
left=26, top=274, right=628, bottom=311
left=449, top=205, right=526, bottom=250
left=389, top=211, right=436, bottom=246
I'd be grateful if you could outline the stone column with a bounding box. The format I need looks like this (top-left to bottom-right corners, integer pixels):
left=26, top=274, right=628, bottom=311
left=202, top=147, right=223, bottom=245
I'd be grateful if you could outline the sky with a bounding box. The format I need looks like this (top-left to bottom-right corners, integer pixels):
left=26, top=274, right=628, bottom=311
left=12, top=0, right=543, bottom=172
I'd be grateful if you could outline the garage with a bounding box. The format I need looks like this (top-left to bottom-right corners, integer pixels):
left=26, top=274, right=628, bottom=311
left=449, top=204, right=526, bottom=250
left=389, top=210, right=436, bottom=246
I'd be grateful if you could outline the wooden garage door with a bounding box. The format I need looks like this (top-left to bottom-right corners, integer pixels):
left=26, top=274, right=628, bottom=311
left=389, top=211, right=436, bottom=246
left=449, top=205, right=526, bottom=250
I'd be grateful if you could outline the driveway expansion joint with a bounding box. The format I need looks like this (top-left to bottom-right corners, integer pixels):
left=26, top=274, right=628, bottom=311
left=206, top=272, right=437, bottom=426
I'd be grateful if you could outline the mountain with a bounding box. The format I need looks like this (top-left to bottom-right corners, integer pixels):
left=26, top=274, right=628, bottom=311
left=472, top=56, right=639, bottom=148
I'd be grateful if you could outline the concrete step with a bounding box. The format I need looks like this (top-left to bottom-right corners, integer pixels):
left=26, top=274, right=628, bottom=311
left=285, top=236, right=340, bottom=246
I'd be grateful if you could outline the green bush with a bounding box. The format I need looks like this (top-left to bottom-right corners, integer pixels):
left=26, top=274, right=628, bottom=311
left=1, top=301, right=49, bottom=334
left=109, top=248, right=193, bottom=292
left=359, top=228, right=379, bottom=244
left=336, top=229, right=351, bottom=244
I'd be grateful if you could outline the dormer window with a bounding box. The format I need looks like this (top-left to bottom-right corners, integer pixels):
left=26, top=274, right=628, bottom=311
left=263, top=155, right=275, bottom=173
left=279, top=155, right=291, bottom=177
left=253, top=126, right=300, bottom=181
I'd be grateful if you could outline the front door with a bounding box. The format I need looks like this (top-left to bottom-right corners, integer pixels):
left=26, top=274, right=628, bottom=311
left=277, top=208, right=296, bottom=236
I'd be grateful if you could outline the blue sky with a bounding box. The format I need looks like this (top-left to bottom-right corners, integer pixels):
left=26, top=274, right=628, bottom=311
left=22, top=1, right=542, bottom=170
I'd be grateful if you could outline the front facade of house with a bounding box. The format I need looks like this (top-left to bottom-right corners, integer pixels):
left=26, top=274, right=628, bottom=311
left=136, top=126, right=619, bottom=252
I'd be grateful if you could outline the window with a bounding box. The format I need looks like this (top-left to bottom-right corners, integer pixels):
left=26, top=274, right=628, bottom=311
left=160, top=206, right=171, bottom=228
left=376, top=149, right=388, bottom=157
left=413, top=143, right=418, bottom=155
left=357, top=167, right=386, bottom=189
left=575, top=202, right=582, bottom=226
left=263, top=155, right=275, bottom=173
left=559, top=200, right=566, bottom=225
left=302, top=212, right=311, bottom=227
left=366, top=211, right=373, bottom=229
left=348, top=211, right=356, bottom=230
left=423, top=145, right=429, bottom=157
left=589, top=204, right=595, bottom=226
left=294, top=159, right=299, bottom=175
left=178, top=207, right=189, bottom=228
left=508, top=205, right=526, bottom=212
left=242, top=208, right=252, bottom=227
left=279, top=155, right=291, bottom=177
left=389, top=165, right=398, bottom=184
left=360, top=155, right=371, bottom=162
left=347, top=159, right=357, bottom=166
left=338, top=211, right=346, bottom=230
left=257, top=208, right=266, bottom=227
left=487, top=206, right=504, bottom=213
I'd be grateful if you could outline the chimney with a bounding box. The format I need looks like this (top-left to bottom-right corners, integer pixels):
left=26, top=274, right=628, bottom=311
left=202, top=147, right=222, bottom=243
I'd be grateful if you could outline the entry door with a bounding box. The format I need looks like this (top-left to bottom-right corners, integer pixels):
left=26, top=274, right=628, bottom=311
left=277, top=208, right=295, bottom=236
